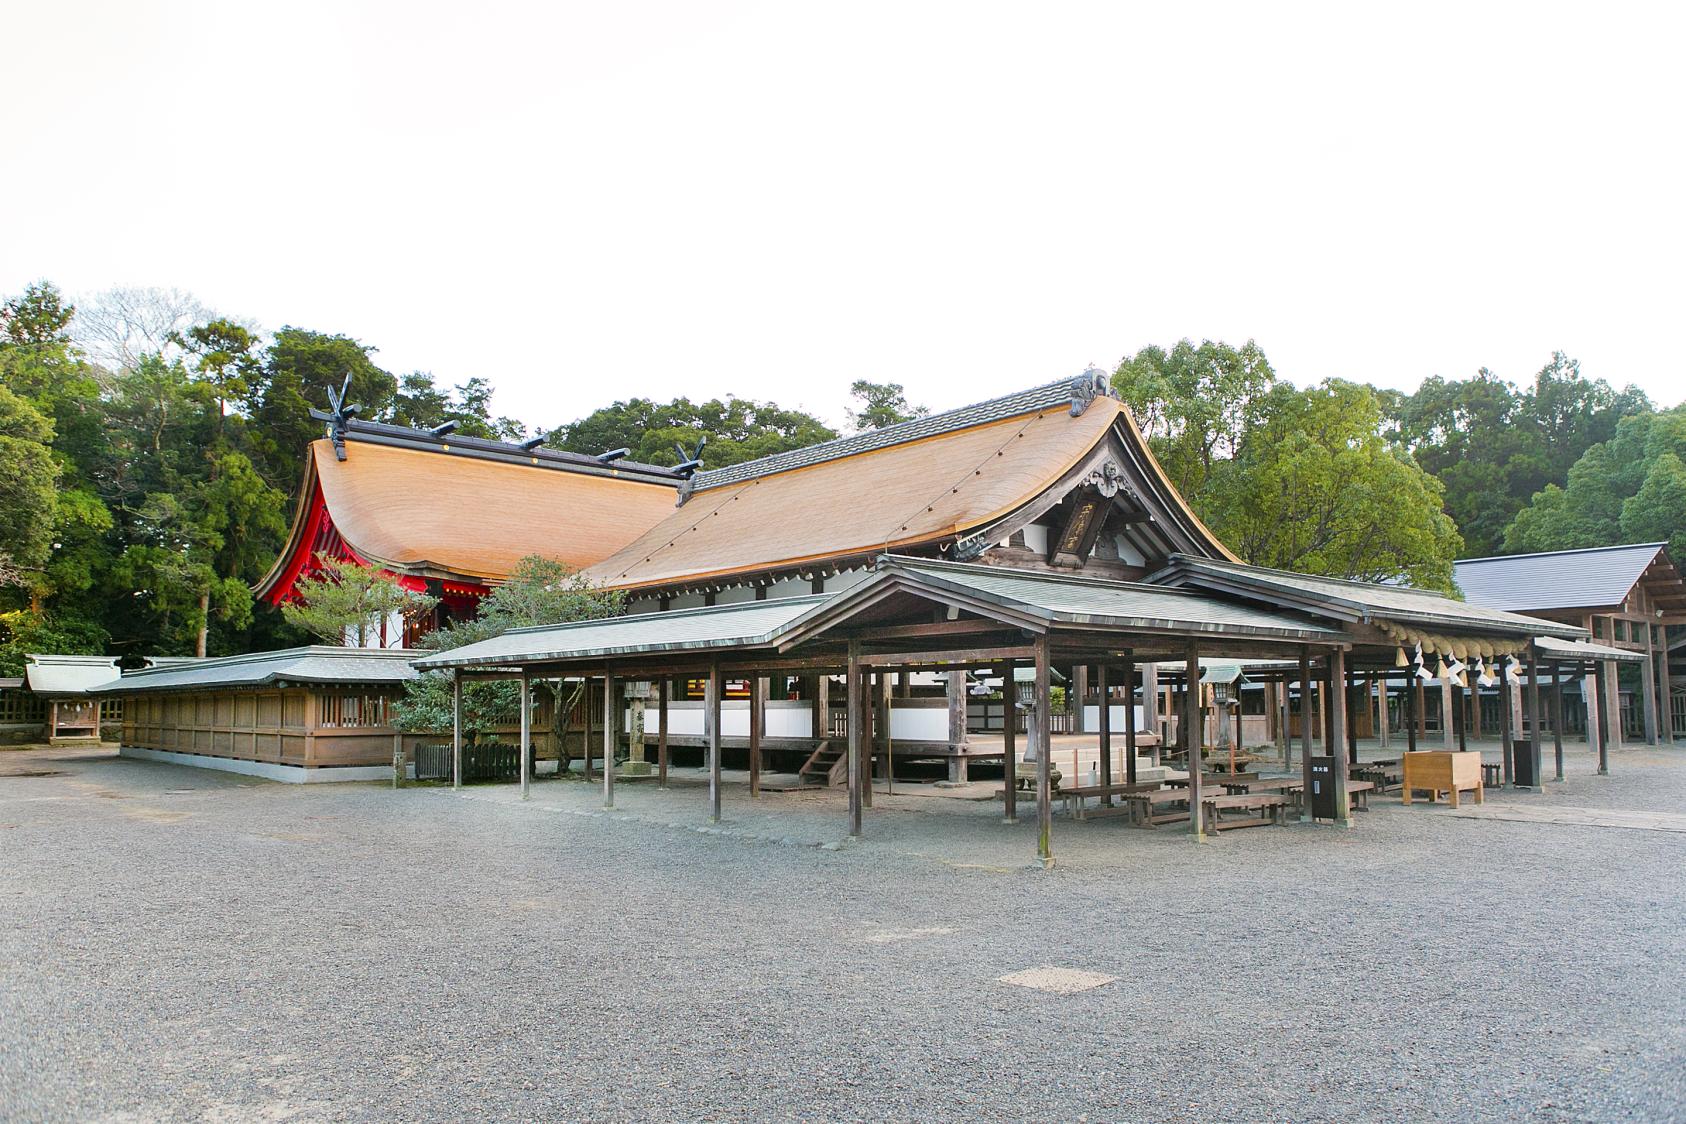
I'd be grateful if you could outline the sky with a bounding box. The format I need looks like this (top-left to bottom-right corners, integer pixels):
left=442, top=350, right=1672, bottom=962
left=4, top=1, right=1683, bottom=432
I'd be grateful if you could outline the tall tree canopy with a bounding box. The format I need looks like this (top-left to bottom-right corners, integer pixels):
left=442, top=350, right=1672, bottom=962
left=1388, top=354, right=1648, bottom=556
left=847, top=380, right=928, bottom=431
left=1505, top=405, right=1686, bottom=564
left=552, top=396, right=837, bottom=470
left=1114, top=342, right=1461, bottom=589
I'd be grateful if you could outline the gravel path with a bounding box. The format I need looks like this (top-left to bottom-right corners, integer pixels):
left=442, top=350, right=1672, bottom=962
left=2, top=741, right=1682, bottom=1122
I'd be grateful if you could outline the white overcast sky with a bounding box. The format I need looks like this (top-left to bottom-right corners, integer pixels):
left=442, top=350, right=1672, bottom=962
left=4, top=1, right=1683, bottom=431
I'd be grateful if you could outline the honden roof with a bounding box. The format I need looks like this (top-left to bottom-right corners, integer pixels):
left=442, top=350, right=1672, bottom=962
left=264, top=437, right=682, bottom=590
left=418, top=557, right=1341, bottom=670
left=91, top=646, right=420, bottom=694
left=1453, top=543, right=1679, bottom=613
left=1150, top=555, right=1587, bottom=640
left=582, top=388, right=1127, bottom=592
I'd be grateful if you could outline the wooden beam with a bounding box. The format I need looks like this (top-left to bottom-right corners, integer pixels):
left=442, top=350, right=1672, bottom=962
left=518, top=673, right=531, bottom=801
left=1035, top=634, right=1053, bottom=866
left=657, top=678, right=669, bottom=788
left=857, top=644, right=1037, bottom=667
left=602, top=670, right=617, bottom=808
left=707, top=662, right=722, bottom=822
left=847, top=643, right=862, bottom=837
left=451, top=669, right=462, bottom=791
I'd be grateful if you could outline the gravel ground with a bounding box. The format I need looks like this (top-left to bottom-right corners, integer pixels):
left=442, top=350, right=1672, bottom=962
left=1, top=740, right=1683, bottom=1123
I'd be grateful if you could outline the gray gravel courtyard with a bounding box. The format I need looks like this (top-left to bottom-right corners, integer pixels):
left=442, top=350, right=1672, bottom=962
left=2, top=741, right=1684, bottom=1122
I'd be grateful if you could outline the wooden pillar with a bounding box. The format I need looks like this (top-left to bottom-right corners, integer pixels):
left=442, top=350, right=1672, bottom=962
left=1551, top=663, right=1566, bottom=782
left=582, top=676, right=594, bottom=783
left=1525, top=645, right=1543, bottom=790
left=1440, top=676, right=1457, bottom=752
left=1603, top=617, right=1623, bottom=749
left=1415, top=678, right=1427, bottom=741
left=1345, top=670, right=1359, bottom=766
left=1272, top=681, right=1288, bottom=769
left=748, top=674, right=763, bottom=799
left=815, top=672, right=831, bottom=742
left=1141, top=661, right=1160, bottom=760
left=1376, top=676, right=1390, bottom=750
left=1329, top=648, right=1351, bottom=826
left=1499, top=671, right=1514, bottom=785
left=1034, top=634, right=1053, bottom=866
left=1661, top=624, right=1676, bottom=745
left=1298, top=652, right=1313, bottom=801
left=1000, top=660, right=1018, bottom=824
left=1072, top=664, right=1088, bottom=735
left=1642, top=623, right=1659, bottom=745
left=1185, top=641, right=1205, bottom=840
left=602, top=670, right=616, bottom=808
left=1592, top=661, right=1610, bottom=775
left=518, top=673, right=532, bottom=800
left=657, top=678, right=669, bottom=788
left=846, top=644, right=862, bottom=837
left=1096, top=662, right=1111, bottom=794
left=946, top=666, right=969, bottom=783
left=1405, top=670, right=1418, bottom=754
left=451, top=670, right=462, bottom=790
left=706, top=663, right=722, bottom=822
left=1122, top=658, right=1138, bottom=786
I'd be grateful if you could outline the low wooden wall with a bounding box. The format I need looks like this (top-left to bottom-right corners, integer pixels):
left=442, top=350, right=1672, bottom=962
left=120, top=687, right=427, bottom=770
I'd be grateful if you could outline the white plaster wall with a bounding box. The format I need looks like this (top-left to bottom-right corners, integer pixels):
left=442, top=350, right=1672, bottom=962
left=767, top=576, right=811, bottom=598
left=713, top=586, right=756, bottom=605
left=824, top=568, right=870, bottom=593
left=667, top=592, right=708, bottom=611
left=1083, top=704, right=1149, bottom=730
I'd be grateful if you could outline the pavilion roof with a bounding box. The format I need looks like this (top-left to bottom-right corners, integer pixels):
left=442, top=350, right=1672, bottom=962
left=413, top=597, right=831, bottom=670
left=91, top=646, right=421, bottom=694
left=418, top=556, right=1342, bottom=672
left=1147, top=555, right=1587, bottom=641
left=1452, top=542, right=1682, bottom=614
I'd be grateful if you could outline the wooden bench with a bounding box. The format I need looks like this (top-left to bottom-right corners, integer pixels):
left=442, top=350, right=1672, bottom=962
left=1401, top=750, right=1484, bottom=808
left=1060, top=781, right=1164, bottom=820
left=1345, top=778, right=1375, bottom=811
left=1122, top=788, right=1193, bottom=828
left=1200, top=792, right=1292, bottom=831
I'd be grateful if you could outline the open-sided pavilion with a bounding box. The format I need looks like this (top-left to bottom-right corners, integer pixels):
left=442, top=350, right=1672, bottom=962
left=416, top=555, right=1586, bottom=863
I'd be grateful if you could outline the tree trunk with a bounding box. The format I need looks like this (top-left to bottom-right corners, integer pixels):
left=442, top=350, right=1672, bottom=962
left=196, top=589, right=210, bottom=657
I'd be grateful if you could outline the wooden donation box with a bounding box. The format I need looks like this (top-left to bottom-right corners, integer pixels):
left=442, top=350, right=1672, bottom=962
left=1401, top=751, right=1484, bottom=808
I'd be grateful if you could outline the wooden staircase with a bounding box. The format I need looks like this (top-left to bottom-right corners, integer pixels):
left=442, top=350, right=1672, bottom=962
left=797, top=740, right=848, bottom=786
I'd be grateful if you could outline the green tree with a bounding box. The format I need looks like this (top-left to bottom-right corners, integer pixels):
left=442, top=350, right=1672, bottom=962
left=0, top=385, right=61, bottom=579
left=387, top=372, right=525, bottom=440
left=245, top=328, right=398, bottom=494
left=1506, top=405, right=1686, bottom=566
left=1204, top=381, right=1464, bottom=589
left=394, top=556, right=623, bottom=750
left=1390, top=354, right=1649, bottom=556
left=1113, top=339, right=1277, bottom=500
left=553, top=396, right=837, bottom=470
left=281, top=555, right=439, bottom=647
left=847, top=380, right=928, bottom=431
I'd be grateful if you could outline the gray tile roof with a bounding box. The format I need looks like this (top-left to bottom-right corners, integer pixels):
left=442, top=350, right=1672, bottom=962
left=1149, top=555, right=1587, bottom=640
left=324, top=415, right=683, bottom=484
left=691, top=372, right=1111, bottom=491
left=92, top=646, right=421, bottom=694
left=867, top=558, right=1344, bottom=640
left=413, top=597, right=831, bottom=670
left=24, top=655, right=121, bottom=696
left=1453, top=543, right=1669, bottom=612
left=1532, top=635, right=1648, bottom=664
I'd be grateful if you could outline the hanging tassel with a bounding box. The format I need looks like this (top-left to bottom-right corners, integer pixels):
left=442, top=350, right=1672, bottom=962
left=1395, top=646, right=1409, bottom=668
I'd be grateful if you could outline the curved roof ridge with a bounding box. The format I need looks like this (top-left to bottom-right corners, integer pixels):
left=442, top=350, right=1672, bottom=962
left=692, top=372, right=1113, bottom=491
left=1455, top=541, right=1667, bottom=565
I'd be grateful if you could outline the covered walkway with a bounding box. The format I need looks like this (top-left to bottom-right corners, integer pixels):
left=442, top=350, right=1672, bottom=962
left=416, top=555, right=1588, bottom=864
